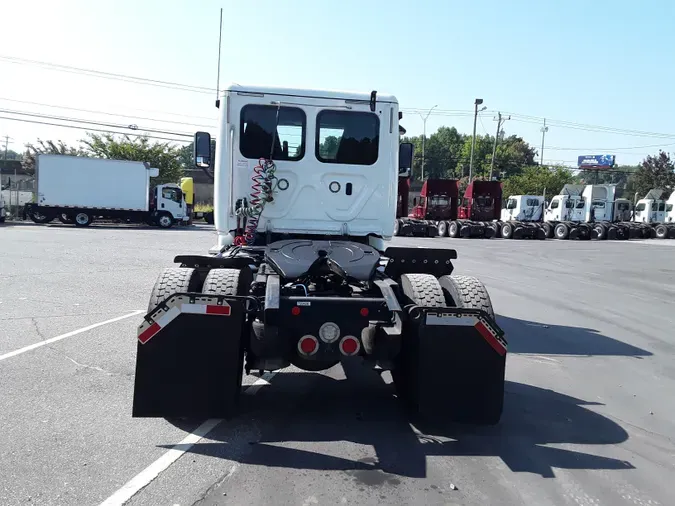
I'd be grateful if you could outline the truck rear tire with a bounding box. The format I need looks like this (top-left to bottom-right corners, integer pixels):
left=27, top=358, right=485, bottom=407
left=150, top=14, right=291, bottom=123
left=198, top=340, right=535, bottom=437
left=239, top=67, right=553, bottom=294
left=554, top=223, right=569, bottom=239
left=437, top=221, right=448, bottom=237
left=438, top=275, right=495, bottom=319
left=202, top=268, right=252, bottom=400
left=399, top=273, right=446, bottom=307
left=448, top=220, right=460, bottom=238
left=147, top=267, right=202, bottom=313
left=655, top=224, right=668, bottom=239
left=202, top=268, right=252, bottom=297
left=593, top=223, right=607, bottom=240
left=542, top=222, right=554, bottom=238
left=500, top=222, right=514, bottom=239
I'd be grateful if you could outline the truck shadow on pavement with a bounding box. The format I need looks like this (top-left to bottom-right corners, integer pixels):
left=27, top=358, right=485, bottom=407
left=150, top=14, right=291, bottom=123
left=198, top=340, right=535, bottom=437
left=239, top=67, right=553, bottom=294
left=497, top=315, right=652, bottom=357
left=163, top=359, right=634, bottom=480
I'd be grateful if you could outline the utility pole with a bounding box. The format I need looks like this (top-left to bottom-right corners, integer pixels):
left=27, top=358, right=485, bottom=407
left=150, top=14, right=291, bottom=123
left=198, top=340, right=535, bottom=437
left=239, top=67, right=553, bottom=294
left=2, top=135, right=14, bottom=218
left=469, top=98, right=486, bottom=183
left=540, top=119, right=548, bottom=167
left=418, top=105, right=437, bottom=182
left=489, top=112, right=510, bottom=180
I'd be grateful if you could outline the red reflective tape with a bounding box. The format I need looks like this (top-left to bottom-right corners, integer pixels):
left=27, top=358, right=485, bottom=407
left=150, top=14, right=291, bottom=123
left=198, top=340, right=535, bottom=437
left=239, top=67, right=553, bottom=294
left=138, top=322, right=161, bottom=344
left=475, top=321, right=506, bottom=356
left=206, top=305, right=230, bottom=315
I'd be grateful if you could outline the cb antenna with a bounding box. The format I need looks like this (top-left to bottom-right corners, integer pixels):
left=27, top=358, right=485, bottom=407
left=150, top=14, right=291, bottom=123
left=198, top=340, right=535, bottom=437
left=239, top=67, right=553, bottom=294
left=215, top=7, right=223, bottom=108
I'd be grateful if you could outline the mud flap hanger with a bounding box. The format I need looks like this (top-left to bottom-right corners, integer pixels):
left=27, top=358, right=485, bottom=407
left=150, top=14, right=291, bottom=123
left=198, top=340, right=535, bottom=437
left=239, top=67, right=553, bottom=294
left=138, top=292, right=260, bottom=345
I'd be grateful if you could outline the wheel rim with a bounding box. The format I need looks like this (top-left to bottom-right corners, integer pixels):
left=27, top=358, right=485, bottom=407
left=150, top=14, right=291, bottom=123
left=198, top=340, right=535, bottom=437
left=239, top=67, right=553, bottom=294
left=160, top=216, right=171, bottom=227
left=76, top=213, right=89, bottom=225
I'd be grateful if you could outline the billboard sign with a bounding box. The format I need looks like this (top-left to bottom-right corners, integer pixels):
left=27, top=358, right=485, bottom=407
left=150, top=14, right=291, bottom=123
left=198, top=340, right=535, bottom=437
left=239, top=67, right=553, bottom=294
left=577, top=154, right=615, bottom=169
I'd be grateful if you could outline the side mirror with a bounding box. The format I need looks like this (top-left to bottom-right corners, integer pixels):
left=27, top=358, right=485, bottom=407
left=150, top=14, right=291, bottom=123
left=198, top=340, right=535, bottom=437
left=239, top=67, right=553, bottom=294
left=399, top=142, right=414, bottom=175
left=194, top=131, right=212, bottom=168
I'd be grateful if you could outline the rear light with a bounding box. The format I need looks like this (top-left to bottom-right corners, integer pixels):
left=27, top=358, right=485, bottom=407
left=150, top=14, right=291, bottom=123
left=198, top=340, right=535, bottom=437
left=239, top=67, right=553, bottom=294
left=339, top=335, right=360, bottom=356
left=297, top=335, right=318, bottom=356
left=291, top=306, right=301, bottom=316
left=360, top=308, right=369, bottom=317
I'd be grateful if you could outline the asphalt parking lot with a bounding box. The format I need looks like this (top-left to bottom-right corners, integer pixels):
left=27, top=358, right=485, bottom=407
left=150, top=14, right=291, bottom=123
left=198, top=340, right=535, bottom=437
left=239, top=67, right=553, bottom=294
left=1, top=222, right=674, bottom=506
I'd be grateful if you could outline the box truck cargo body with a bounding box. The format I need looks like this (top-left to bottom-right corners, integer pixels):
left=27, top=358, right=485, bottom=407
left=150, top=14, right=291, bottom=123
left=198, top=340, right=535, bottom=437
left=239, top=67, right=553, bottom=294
left=24, top=154, right=188, bottom=228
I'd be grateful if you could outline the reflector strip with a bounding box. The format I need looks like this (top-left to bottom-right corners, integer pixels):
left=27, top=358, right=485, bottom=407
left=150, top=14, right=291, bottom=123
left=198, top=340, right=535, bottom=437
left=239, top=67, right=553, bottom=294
left=475, top=321, right=506, bottom=356
left=206, top=305, right=231, bottom=315
left=425, top=314, right=477, bottom=326
left=138, top=322, right=161, bottom=345
left=137, top=299, right=232, bottom=344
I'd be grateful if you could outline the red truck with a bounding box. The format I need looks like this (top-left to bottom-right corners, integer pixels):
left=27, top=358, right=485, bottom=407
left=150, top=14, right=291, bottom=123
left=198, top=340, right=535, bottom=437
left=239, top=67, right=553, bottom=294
left=394, top=177, right=503, bottom=238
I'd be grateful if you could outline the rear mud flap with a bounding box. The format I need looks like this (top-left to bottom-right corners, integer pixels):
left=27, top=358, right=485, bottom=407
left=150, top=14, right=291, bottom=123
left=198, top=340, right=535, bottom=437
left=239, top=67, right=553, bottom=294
left=395, top=307, right=506, bottom=425
left=132, top=293, right=249, bottom=418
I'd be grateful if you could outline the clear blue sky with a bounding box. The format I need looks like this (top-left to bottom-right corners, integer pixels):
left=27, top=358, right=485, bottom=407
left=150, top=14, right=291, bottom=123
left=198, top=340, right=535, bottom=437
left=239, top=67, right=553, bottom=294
left=1, top=0, right=673, bottom=167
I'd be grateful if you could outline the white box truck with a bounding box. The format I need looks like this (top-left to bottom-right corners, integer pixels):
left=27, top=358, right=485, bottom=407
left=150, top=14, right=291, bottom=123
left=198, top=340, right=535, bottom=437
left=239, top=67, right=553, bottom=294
left=24, top=154, right=188, bottom=228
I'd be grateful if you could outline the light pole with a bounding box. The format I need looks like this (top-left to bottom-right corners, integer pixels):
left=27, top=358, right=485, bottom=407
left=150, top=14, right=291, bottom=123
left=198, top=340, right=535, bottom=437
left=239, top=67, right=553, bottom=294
left=419, top=105, right=437, bottom=181
left=469, top=98, right=486, bottom=183
left=540, top=119, right=548, bottom=167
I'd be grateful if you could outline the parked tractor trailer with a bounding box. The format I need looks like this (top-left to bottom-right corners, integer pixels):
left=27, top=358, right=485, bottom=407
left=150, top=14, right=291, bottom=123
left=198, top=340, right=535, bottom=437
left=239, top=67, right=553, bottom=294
left=131, top=84, right=507, bottom=425
left=500, top=185, right=666, bottom=240
left=394, top=178, right=504, bottom=239
left=24, top=154, right=189, bottom=228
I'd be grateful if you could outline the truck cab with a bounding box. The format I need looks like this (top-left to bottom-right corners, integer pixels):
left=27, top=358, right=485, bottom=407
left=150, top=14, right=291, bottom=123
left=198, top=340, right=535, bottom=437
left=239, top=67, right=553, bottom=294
left=633, top=189, right=672, bottom=224
left=501, top=195, right=543, bottom=222
left=409, top=179, right=459, bottom=221
left=458, top=181, right=502, bottom=221
left=153, top=184, right=188, bottom=224
left=194, top=84, right=412, bottom=251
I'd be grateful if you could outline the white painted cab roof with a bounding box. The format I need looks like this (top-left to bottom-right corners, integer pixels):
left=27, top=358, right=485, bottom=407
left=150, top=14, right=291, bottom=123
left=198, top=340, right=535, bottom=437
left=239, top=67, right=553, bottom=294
left=224, top=83, right=398, bottom=104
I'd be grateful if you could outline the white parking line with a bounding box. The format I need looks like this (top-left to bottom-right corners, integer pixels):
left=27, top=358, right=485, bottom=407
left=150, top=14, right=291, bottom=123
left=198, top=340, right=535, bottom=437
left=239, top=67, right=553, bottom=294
left=0, top=310, right=145, bottom=362
left=99, top=371, right=278, bottom=506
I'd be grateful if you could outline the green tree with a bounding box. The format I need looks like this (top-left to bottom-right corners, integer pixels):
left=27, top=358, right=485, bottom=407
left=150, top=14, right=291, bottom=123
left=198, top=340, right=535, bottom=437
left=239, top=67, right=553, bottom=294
left=3, top=149, right=22, bottom=160
left=319, top=135, right=340, bottom=159
left=629, top=151, right=675, bottom=199
left=81, top=133, right=184, bottom=184
left=502, top=165, right=577, bottom=198
left=178, top=139, right=217, bottom=180
left=22, top=139, right=85, bottom=175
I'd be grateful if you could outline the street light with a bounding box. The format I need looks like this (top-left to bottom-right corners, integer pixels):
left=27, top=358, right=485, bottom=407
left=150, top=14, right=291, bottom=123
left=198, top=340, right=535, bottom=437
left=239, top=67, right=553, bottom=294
left=418, top=105, right=437, bottom=181
left=469, top=98, right=486, bottom=183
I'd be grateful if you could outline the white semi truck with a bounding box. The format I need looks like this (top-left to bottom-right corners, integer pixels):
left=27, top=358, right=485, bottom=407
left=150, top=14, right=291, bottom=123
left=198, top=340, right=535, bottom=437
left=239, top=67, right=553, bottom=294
left=543, top=183, right=650, bottom=240
left=498, top=195, right=547, bottom=239
left=131, top=84, right=507, bottom=426
left=633, top=189, right=675, bottom=239
left=24, top=154, right=188, bottom=228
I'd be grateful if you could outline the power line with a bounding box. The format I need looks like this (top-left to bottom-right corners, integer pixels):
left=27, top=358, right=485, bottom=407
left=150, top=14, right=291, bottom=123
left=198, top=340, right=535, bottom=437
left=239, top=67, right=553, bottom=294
left=0, top=97, right=217, bottom=129
left=0, top=115, right=192, bottom=144
left=4, top=52, right=673, bottom=141
left=0, top=54, right=215, bottom=95
left=0, top=108, right=195, bottom=138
